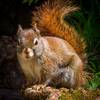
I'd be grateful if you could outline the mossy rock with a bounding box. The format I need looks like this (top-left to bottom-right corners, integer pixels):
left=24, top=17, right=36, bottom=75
left=23, top=84, right=100, bottom=100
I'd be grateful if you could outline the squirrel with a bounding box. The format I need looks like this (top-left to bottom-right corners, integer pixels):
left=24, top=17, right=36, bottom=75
left=17, top=0, right=87, bottom=88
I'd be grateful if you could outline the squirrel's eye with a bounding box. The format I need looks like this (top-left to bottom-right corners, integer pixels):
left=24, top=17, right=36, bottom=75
left=34, top=38, right=38, bottom=45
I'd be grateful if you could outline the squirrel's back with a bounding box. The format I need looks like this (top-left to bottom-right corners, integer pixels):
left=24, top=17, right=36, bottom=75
left=32, top=0, right=87, bottom=64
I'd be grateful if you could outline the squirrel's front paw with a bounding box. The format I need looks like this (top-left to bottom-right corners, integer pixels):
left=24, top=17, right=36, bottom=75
left=23, top=48, right=34, bottom=59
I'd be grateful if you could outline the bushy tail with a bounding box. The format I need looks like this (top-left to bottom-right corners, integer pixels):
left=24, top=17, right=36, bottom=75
left=32, top=0, right=87, bottom=63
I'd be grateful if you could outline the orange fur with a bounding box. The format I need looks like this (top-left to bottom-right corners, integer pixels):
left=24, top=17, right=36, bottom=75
left=32, top=0, right=87, bottom=63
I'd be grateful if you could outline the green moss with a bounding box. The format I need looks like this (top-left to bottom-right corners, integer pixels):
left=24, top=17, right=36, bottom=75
left=59, top=88, right=100, bottom=100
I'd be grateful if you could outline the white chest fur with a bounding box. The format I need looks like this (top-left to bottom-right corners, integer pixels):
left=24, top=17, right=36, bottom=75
left=17, top=51, right=42, bottom=83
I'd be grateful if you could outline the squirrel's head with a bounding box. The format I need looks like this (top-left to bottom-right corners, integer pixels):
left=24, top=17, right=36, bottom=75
left=17, top=24, right=43, bottom=58
left=17, top=24, right=40, bottom=49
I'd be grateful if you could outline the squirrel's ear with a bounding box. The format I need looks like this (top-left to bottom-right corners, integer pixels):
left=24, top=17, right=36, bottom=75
left=32, top=23, right=41, bottom=37
left=17, top=25, right=23, bottom=36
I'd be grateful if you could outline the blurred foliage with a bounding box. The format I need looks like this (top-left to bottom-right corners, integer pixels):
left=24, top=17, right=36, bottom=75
left=86, top=72, right=100, bottom=90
